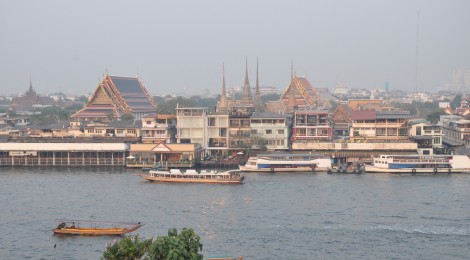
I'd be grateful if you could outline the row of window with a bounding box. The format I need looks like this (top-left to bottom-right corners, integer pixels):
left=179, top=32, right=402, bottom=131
left=251, top=129, right=285, bottom=135
left=86, top=129, right=136, bottom=134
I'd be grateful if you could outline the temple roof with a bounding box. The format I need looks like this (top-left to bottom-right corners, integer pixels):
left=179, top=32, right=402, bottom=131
left=280, top=76, right=318, bottom=109
left=72, top=75, right=157, bottom=120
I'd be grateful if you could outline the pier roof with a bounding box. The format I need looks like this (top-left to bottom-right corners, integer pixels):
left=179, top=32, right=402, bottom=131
left=0, top=143, right=128, bottom=151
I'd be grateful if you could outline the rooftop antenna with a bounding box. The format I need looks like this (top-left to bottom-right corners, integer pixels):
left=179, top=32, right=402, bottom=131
left=415, top=11, right=420, bottom=94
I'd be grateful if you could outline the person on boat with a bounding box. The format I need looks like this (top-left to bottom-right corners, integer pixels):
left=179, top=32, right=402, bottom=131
left=70, top=222, right=76, bottom=229
left=57, top=222, right=66, bottom=229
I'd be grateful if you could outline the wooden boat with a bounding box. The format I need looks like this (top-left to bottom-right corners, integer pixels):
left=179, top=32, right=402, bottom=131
left=138, top=169, right=244, bottom=184
left=240, top=153, right=332, bottom=172
left=365, top=154, right=470, bottom=173
left=52, top=220, right=143, bottom=236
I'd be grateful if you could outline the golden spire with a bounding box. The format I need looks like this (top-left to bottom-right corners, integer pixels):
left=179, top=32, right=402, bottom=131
left=217, top=63, right=228, bottom=112
left=254, top=58, right=262, bottom=112
left=241, top=57, right=252, bottom=105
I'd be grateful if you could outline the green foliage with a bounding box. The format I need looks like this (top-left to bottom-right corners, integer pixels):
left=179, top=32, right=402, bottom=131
left=155, top=96, right=219, bottom=114
left=7, top=109, right=16, bottom=117
left=122, top=113, right=135, bottom=121
left=77, top=95, right=89, bottom=103
left=392, top=101, right=444, bottom=121
left=426, top=110, right=446, bottom=124
left=63, top=103, right=84, bottom=113
left=29, top=106, right=69, bottom=125
left=102, top=228, right=203, bottom=260
left=102, top=235, right=151, bottom=260
left=451, top=94, right=462, bottom=110
left=260, top=93, right=280, bottom=103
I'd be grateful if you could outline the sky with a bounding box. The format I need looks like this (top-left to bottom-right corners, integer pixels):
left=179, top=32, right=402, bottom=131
left=0, top=0, right=469, bottom=96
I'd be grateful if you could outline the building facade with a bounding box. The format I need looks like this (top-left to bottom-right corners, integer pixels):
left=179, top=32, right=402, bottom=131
left=250, top=112, right=289, bottom=150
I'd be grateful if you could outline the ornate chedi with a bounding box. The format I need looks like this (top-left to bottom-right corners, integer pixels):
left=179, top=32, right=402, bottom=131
left=254, top=59, right=263, bottom=112
left=216, top=64, right=229, bottom=112
left=239, top=58, right=254, bottom=107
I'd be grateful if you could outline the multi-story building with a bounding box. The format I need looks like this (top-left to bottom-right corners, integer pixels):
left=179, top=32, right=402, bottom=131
left=292, top=110, right=332, bottom=142
left=228, top=106, right=253, bottom=148
left=350, top=110, right=410, bottom=140
left=250, top=112, right=289, bottom=150
left=206, top=113, right=229, bottom=153
left=176, top=107, right=207, bottom=146
left=439, top=115, right=470, bottom=147
left=141, top=114, right=176, bottom=144
left=409, top=122, right=443, bottom=155
left=331, top=104, right=352, bottom=138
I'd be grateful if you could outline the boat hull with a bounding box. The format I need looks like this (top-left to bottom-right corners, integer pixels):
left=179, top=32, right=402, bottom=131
left=365, top=165, right=469, bottom=173
left=239, top=165, right=329, bottom=172
left=52, top=225, right=143, bottom=236
left=142, top=175, right=243, bottom=184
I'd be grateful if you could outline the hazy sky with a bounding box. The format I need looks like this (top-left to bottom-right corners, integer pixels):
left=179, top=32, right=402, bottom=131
left=1, top=0, right=469, bottom=96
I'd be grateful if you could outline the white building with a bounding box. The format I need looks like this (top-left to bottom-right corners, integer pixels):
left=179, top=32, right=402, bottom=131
left=250, top=112, right=289, bottom=150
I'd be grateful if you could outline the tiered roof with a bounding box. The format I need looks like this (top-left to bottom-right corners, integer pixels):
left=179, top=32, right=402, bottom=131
left=280, top=76, right=319, bottom=109
left=72, top=75, right=157, bottom=120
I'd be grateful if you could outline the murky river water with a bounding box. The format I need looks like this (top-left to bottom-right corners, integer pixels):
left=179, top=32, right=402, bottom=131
left=0, top=167, right=469, bottom=259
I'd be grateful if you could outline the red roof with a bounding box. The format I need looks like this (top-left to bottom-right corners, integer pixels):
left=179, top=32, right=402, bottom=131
left=351, top=110, right=376, bottom=120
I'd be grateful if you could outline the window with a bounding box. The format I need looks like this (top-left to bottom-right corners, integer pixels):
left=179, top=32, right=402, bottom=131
left=433, top=137, right=440, bottom=144
left=266, top=129, right=272, bottom=134
left=127, top=129, right=136, bottom=134
left=278, top=129, right=284, bottom=135
left=423, top=150, right=430, bottom=155
left=208, top=118, right=216, bottom=126
left=146, top=121, right=152, bottom=125
left=251, top=129, right=257, bottom=134
left=220, top=128, right=227, bottom=137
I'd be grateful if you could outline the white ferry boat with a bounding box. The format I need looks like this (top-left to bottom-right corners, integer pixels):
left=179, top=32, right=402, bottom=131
left=365, top=154, right=470, bottom=173
left=239, top=153, right=332, bottom=172
left=139, top=169, right=244, bottom=184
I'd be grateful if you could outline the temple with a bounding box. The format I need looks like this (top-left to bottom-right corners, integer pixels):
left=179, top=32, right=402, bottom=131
left=266, top=69, right=321, bottom=114
left=71, top=75, right=157, bottom=121
left=9, top=77, right=55, bottom=113
left=216, top=59, right=263, bottom=113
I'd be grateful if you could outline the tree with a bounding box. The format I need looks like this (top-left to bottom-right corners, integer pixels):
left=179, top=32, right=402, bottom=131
left=102, top=235, right=151, bottom=260
left=102, top=228, right=203, bottom=260
left=426, top=110, right=446, bottom=124
left=122, top=113, right=135, bottom=121
left=451, top=94, right=462, bottom=110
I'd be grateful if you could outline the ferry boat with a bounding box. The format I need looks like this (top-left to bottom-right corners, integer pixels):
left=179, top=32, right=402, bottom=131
left=239, top=153, right=332, bottom=172
left=139, top=169, right=244, bottom=184
left=52, top=220, right=143, bottom=236
left=365, top=154, right=470, bottom=173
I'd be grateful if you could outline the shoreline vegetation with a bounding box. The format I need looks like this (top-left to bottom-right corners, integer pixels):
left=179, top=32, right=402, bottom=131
left=102, top=228, right=203, bottom=260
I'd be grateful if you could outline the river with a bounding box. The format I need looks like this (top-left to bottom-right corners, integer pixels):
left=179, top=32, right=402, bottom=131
left=0, top=167, right=469, bottom=259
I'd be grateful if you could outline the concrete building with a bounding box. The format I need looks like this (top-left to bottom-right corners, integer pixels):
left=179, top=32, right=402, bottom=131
left=439, top=115, right=469, bottom=147
left=409, top=122, right=443, bottom=155
left=207, top=112, right=229, bottom=153
left=141, top=114, right=176, bottom=144
left=250, top=112, right=289, bottom=150
left=292, top=110, right=332, bottom=143
left=176, top=107, right=207, bottom=146
left=350, top=110, right=411, bottom=141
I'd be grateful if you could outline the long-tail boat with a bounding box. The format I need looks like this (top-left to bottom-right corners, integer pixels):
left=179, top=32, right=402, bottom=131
left=52, top=220, right=143, bottom=236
